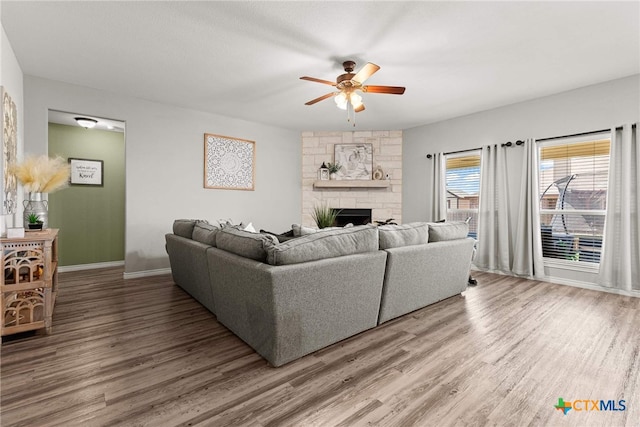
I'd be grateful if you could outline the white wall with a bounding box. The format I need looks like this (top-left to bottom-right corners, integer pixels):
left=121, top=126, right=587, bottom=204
left=24, top=76, right=301, bottom=275
left=403, top=74, right=640, bottom=287
left=0, top=20, right=24, bottom=232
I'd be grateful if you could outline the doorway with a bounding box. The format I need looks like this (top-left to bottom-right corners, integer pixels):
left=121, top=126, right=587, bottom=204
left=47, top=110, right=125, bottom=269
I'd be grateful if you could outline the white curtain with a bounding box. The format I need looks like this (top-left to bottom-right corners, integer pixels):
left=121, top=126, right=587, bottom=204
left=598, top=123, right=640, bottom=291
left=475, top=145, right=512, bottom=272
left=430, top=153, right=447, bottom=222
left=512, top=138, right=545, bottom=278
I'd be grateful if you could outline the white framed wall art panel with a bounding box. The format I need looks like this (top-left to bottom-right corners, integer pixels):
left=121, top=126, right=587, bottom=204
left=204, top=133, right=255, bottom=191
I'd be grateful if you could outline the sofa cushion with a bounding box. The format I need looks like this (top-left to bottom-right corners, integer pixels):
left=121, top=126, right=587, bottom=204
left=192, top=221, right=220, bottom=246
left=292, top=224, right=351, bottom=237
left=378, top=222, right=429, bottom=249
left=173, top=219, right=198, bottom=238
left=292, top=223, right=318, bottom=237
left=216, top=227, right=277, bottom=262
left=428, top=221, right=469, bottom=242
left=265, top=225, right=378, bottom=265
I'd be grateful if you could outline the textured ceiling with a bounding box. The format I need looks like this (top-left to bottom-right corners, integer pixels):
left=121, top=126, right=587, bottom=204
left=3, top=1, right=639, bottom=132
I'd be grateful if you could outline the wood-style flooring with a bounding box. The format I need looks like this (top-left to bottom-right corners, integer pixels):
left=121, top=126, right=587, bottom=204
left=1, top=267, right=638, bottom=426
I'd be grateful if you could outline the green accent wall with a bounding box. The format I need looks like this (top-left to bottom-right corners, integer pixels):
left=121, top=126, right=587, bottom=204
left=48, top=123, right=125, bottom=266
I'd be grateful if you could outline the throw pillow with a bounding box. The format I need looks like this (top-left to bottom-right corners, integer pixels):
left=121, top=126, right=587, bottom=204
left=292, top=223, right=318, bottom=237
left=191, top=221, right=219, bottom=246
left=219, top=219, right=244, bottom=229
left=243, top=222, right=257, bottom=233
left=260, top=229, right=297, bottom=243
left=378, top=222, right=429, bottom=249
left=216, top=227, right=276, bottom=262
left=173, top=219, right=198, bottom=238
left=427, top=221, right=469, bottom=242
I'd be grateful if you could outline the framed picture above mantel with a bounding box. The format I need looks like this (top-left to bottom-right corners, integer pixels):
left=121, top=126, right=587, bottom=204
left=69, top=158, right=103, bottom=186
left=334, top=143, right=373, bottom=180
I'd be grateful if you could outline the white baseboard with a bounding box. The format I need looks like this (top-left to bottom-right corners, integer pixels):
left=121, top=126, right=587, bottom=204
left=58, top=261, right=170, bottom=280
left=123, top=268, right=172, bottom=280
left=58, top=260, right=124, bottom=273
left=538, top=275, right=640, bottom=298
left=472, top=265, right=640, bottom=298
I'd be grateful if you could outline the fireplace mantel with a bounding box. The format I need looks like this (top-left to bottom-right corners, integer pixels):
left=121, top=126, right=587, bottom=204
left=313, top=180, right=390, bottom=189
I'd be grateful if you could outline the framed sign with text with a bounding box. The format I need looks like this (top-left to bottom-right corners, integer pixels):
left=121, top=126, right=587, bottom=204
left=69, top=158, right=104, bottom=186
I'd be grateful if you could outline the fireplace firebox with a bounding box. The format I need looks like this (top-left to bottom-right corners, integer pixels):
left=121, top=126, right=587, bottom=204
left=333, top=208, right=371, bottom=227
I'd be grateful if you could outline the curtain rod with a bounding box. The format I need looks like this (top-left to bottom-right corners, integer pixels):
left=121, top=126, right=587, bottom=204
left=501, top=140, right=524, bottom=148
left=425, top=141, right=523, bottom=158
left=425, top=124, right=637, bottom=158
left=536, top=128, right=609, bottom=143
left=537, top=124, right=636, bottom=143
left=426, top=147, right=478, bottom=158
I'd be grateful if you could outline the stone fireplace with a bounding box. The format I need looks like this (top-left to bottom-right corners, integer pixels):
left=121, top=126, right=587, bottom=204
left=301, top=130, right=402, bottom=227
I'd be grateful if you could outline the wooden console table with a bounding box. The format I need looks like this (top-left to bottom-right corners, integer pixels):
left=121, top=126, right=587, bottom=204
left=1, top=229, right=59, bottom=340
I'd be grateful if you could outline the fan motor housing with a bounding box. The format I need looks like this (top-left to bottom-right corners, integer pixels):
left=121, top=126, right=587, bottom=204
left=342, top=60, right=356, bottom=72
left=336, top=73, right=356, bottom=86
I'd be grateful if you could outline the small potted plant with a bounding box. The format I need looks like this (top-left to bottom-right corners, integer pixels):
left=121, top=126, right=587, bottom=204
left=327, top=162, right=342, bottom=180
left=27, top=213, right=44, bottom=231
left=311, top=203, right=340, bottom=229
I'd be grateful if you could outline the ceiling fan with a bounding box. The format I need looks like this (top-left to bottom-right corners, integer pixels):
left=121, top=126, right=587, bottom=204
left=300, top=61, right=405, bottom=118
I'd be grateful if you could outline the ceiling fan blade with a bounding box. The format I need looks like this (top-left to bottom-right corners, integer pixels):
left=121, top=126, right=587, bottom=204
left=300, top=76, right=336, bottom=86
left=362, top=85, right=406, bottom=95
left=352, top=63, right=380, bottom=84
left=354, top=104, right=365, bottom=113
left=305, top=92, right=336, bottom=105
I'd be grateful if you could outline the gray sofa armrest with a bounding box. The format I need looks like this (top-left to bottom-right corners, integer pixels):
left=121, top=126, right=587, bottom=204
left=378, top=238, right=474, bottom=324
left=207, top=247, right=387, bottom=367
left=165, top=234, right=216, bottom=314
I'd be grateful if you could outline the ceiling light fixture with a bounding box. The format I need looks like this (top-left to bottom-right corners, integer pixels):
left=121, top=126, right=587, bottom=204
left=75, top=117, right=98, bottom=129
left=334, top=90, right=364, bottom=126
left=350, top=93, right=363, bottom=109
left=301, top=60, right=405, bottom=126
left=334, top=92, right=348, bottom=110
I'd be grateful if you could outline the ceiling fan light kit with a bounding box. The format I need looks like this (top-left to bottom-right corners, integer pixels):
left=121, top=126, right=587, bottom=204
left=300, top=60, right=406, bottom=126
left=334, top=92, right=348, bottom=110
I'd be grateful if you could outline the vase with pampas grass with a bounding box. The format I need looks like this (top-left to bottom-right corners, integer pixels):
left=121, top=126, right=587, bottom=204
left=8, top=155, right=70, bottom=230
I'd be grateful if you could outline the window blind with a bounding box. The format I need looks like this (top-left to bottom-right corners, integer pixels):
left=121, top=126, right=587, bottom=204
left=446, top=152, right=481, bottom=238
left=538, top=136, right=610, bottom=264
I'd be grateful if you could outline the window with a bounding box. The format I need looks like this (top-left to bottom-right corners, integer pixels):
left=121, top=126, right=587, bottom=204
left=445, top=151, right=481, bottom=238
left=538, top=134, right=610, bottom=265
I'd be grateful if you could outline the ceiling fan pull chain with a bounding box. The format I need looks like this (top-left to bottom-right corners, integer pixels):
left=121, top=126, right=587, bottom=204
left=346, top=102, right=356, bottom=126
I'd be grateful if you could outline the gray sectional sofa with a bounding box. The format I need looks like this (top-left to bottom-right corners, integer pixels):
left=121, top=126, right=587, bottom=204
left=165, top=219, right=474, bottom=367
